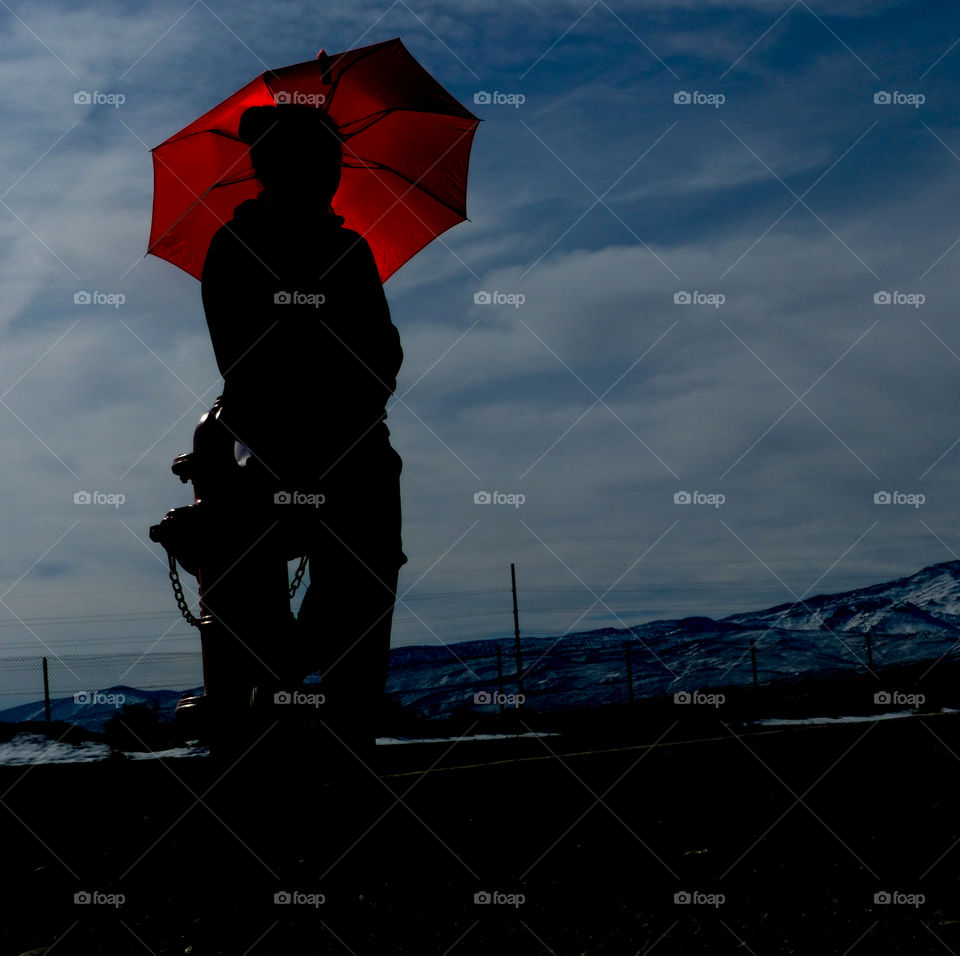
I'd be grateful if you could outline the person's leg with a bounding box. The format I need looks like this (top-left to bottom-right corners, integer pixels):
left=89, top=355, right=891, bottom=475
left=294, top=446, right=404, bottom=764
left=297, top=533, right=399, bottom=758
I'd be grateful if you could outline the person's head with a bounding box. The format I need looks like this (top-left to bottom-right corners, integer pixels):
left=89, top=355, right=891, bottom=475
left=238, top=104, right=343, bottom=209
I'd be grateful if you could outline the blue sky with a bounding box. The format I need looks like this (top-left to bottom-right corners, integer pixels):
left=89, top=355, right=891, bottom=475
left=1, top=0, right=960, bottom=664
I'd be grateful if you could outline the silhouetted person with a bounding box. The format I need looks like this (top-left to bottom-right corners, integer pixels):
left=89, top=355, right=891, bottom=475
left=200, top=104, right=405, bottom=763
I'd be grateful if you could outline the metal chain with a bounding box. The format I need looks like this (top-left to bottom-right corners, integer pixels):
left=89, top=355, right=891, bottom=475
left=289, top=555, right=309, bottom=599
left=167, top=551, right=201, bottom=628
left=166, top=550, right=309, bottom=626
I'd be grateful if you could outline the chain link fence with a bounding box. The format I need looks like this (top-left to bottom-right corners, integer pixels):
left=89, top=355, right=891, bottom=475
left=0, top=652, right=203, bottom=723
left=1, top=629, right=957, bottom=729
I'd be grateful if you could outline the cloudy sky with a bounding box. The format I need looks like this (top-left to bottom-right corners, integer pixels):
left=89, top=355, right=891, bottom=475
left=0, top=0, right=959, bottom=673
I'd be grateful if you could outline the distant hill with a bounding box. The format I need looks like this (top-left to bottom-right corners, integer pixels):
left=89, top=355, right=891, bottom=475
left=0, top=685, right=196, bottom=732
left=386, top=560, right=960, bottom=717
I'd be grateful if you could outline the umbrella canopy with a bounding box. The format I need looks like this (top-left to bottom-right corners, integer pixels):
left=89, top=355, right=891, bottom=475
left=148, top=37, right=479, bottom=282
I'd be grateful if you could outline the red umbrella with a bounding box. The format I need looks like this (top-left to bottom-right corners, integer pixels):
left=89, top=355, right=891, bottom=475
left=148, top=37, right=479, bottom=282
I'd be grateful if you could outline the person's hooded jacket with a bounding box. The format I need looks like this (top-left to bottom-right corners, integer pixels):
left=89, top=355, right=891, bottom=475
left=201, top=196, right=403, bottom=488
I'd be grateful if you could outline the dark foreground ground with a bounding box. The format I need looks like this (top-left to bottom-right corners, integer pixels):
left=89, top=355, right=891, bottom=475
left=3, top=711, right=960, bottom=954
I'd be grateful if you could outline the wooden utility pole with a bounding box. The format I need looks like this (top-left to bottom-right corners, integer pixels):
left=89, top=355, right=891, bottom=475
left=42, top=657, right=51, bottom=724
left=511, top=563, right=524, bottom=697
left=495, top=644, right=505, bottom=712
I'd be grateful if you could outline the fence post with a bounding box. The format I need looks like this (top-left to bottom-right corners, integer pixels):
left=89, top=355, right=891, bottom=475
left=511, top=563, right=525, bottom=698
left=496, top=644, right=505, bottom=713
left=750, top=638, right=758, bottom=690
left=624, top=642, right=634, bottom=704
left=42, top=657, right=51, bottom=724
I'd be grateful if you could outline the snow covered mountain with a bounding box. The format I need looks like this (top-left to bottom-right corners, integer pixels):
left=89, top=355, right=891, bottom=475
left=387, top=560, right=960, bottom=717
left=724, top=560, right=960, bottom=634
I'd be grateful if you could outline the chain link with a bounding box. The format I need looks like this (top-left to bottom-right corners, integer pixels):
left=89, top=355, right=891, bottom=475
left=289, top=555, right=309, bottom=599
left=168, top=551, right=201, bottom=628
left=166, top=551, right=309, bottom=627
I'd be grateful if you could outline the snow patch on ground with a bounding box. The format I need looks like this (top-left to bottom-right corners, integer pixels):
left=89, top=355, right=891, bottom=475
left=0, top=733, right=209, bottom=766
left=0, top=733, right=112, bottom=765
left=376, top=732, right=557, bottom=745
left=755, top=709, right=956, bottom=728
left=0, top=732, right=558, bottom=766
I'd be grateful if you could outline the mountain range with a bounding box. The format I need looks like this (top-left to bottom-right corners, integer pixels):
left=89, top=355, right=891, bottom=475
left=3, top=559, right=960, bottom=730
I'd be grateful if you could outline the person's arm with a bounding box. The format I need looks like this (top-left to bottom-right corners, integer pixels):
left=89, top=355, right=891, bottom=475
left=332, top=234, right=402, bottom=407
left=202, top=226, right=256, bottom=380
left=202, top=222, right=285, bottom=400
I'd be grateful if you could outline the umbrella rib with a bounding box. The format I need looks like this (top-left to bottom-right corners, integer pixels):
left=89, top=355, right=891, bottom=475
left=146, top=184, right=222, bottom=253
left=339, top=106, right=480, bottom=140
left=322, top=40, right=477, bottom=121
left=342, top=158, right=471, bottom=221
left=147, top=164, right=279, bottom=281
left=149, top=118, right=286, bottom=276
left=314, top=123, right=479, bottom=283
